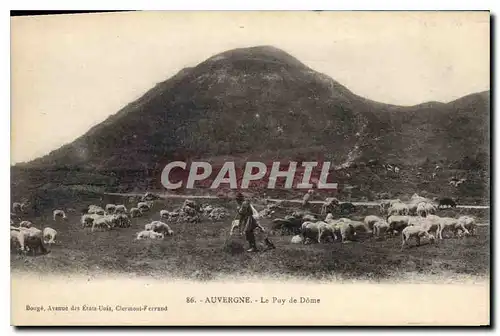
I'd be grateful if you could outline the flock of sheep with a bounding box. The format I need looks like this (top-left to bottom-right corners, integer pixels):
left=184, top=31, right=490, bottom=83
left=292, top=193, right=477, bottom=249
left=9, top=193, right=232, bottom=255
left=10, top=191, right=479, bottom=256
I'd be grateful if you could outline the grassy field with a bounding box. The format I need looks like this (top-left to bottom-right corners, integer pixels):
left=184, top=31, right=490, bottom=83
left=10, top=192, right=490, bottom=283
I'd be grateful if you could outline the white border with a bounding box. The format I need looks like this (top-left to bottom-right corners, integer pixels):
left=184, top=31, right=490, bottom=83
left=3, top=1, right=497, bottom=335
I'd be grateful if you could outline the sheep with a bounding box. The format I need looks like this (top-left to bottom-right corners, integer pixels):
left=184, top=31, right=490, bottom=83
left=137, top=201, right=154, bottom=212
left=290, top=235, right=304, bottom=244
left=401, top=225, right=436, bottom=249
left=114, top=204, right=128, bottom=214
left=130, top=207, right=143, bottom=218
left=81, top=214, right=101, bottom=228
left=182, top=199, right=199, bottom=212
left=321, top=197, right=339, bottom=215
left=411, top=215, right=440, bottom=237
left=88, top=205, right=105, bottom=215
left=328, top=219, right=355, bottom=243
left=387, top=215, right=410, bottom=235
left=373, top=219, right=390, bottom=237
left=348, top=220, right=372, bottom=237
left=53, top=209, right=67, bottom=221
left=15, top=227, right=47, bottom=255
left=91, top=215, right=113, bottom=232
left=426, top=202, right=437, bottom=214
left=10, top=229, right=26, bottom=252
left=105, top=204, right=116, bottom=214
left=19, top=220, right=33, bottom=228
left=379, top=199, right=401, bottom=214
left=410, top=202, right=437, bottom=217
left=388, top=203, right=409, bottom=216
left=201, top=204, right=214, bottom=215
left=136, top=230, right=164, bottom=240
left=436, top=217, right=459, bottom=240
left=141, top=192, right=161, bottom=201
left=455, top=216, right=477, bottom=237
left=12, top=202, right=22, bottom=213
left=43, top=227, right=57, bottom=245
left=416, top=202, right=437, bottom=217
left=416, top=202, right=427, bottom=217
left=301, top=221, right=329, bottom=244
left=325, top=213, right=334, bottom=222
left=208, top=207, right=229, bottom=221
left=147, top=221, right=174, bottom=236
left=12, top=201, right=28, bottom=213
left=160, top=210, right=170, bottom=219
left=364, top=215, right=383, bottom=231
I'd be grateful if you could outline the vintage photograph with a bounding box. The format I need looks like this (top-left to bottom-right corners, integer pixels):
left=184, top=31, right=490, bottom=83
left=10, top=11, right=490, bottom=326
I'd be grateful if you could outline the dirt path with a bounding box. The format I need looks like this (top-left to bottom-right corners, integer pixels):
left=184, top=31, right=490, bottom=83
left=103, top=192, right=489, bottom=209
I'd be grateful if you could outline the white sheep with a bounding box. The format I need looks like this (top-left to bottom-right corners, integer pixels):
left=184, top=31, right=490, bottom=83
left=114, top=204, right=128, bottom=214
left=328, top=219, right=355, bottom=243
left=411, top=215, right=440, bottom=237
left=416, top=202, right=427, bottom=217
left=424, top=202, right=437, bottom=215
left=91, top=215, right=113, bottom=232
left=136, top=230, right=164, bottom=240
left=19, top=220, right=33, bottom=228
left=105, top=204, right=116, bottom=214
left=130, top=207, right=143, bottom=218
left=160, top=210, right=170, bottom=219
left=436, top=217, right=459, bottom=240
left=137, top=201, right=154, bottom=212
left=348, top=220, right=372, bottom=237
left=15, top=227, right=47, bottom=255
left=401, top=225, right=436, bottom=249
left=324, top=213, right=334, bottom=222
left=364, top=215, right=383, bottom=231
left=373, top=219, right=390, bottom=237
left=387, top=215, right=409, bottom=235
left=43, top=227, right=57, bottom=245
left=456, top=216, right=476, bottom=237
left=388, top=202, right=409, bottom=216
left=290, top=235, right=304, bottom=244
left=148, top=221, right=174, bottom=236
left=53, top=209, right=67, bottom=221
left=12, top=201, right=28, bottom=213
left=81, top=214, right=101, bottom=228
left=88, top=205, right=105, bottom=215
left=301, top=221, right=329, bottom=243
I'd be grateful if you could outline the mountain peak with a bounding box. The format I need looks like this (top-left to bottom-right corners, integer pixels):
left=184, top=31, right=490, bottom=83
left=202, top=45, right=309, bottom=70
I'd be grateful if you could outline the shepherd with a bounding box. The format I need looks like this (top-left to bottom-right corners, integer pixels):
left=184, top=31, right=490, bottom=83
left=235, top=192, right=276, bottom=252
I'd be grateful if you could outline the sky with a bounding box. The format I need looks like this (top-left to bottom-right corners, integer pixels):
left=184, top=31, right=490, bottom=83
left=10, top=11, right=490, bottom=164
